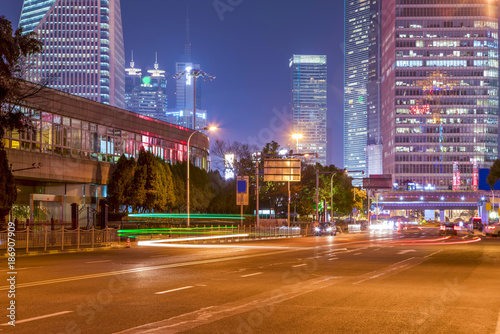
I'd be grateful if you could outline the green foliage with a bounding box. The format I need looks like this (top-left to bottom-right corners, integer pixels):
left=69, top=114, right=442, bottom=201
left=487, top=159, right=500, bottom=190
left=0, top=148, right=16, bottom=220
left=0, top=16, right=44, bottom=143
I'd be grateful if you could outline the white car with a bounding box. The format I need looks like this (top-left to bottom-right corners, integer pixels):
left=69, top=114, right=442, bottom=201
left=485, top=224, right=500, bottom=236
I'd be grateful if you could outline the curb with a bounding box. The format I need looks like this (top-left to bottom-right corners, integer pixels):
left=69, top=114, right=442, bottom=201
left=1, top=245, right=125, bottom=257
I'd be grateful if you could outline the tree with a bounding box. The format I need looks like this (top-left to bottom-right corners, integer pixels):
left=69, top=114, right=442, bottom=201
left=0, top=16, right=44, bottom=142
left=487, top=159, right=500, bottom=190
left=107, top=155, right=136, bottom=213
left=0, top=16, right=44, bottom=223
left=0, top=149, right=16, bottom=220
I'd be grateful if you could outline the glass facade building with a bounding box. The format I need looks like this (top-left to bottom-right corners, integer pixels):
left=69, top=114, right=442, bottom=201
left=345, top=0, right=372, bottom=180
left=290, top=55, right=328, bottom=166
left=381, top=0, right=499, bottom=190
left=125, top=56, right=168, bottom=122
left=19, top=0, right=125, bottom=108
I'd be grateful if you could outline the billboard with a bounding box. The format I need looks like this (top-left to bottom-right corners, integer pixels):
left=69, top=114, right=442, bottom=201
left=363, top=175, right=392, bottom=189
left=263, top=159, right=301, bottom=182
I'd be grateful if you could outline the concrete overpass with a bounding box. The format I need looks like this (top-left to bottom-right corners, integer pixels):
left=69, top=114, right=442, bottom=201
left=371, top=191, right=492, bottom=222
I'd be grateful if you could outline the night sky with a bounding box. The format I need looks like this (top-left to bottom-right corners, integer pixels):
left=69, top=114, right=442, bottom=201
left=0, top=0, right=345, bottom=167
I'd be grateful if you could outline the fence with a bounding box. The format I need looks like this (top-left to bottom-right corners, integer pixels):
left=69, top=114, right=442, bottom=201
left=0, top=227, right=118, bottom=252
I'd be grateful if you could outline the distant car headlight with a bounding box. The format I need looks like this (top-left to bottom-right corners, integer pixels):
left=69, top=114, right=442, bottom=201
left=314, top=227, right=320, bottom=232
left=327, top=227, right=332, bottom=232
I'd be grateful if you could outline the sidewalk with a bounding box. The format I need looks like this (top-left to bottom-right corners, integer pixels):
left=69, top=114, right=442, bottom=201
left=1, top=243, right=126, bottom=257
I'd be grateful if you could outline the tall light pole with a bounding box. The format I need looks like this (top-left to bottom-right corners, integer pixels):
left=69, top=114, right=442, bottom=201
left=290, top=134, right=302, bottom=226
left=186, top=126, right=216, bottom=227
left=174, top=68, right=215, bottom=130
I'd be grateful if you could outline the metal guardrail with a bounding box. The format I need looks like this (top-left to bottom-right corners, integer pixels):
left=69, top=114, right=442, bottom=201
left=0, top=227, right=118, bottom=252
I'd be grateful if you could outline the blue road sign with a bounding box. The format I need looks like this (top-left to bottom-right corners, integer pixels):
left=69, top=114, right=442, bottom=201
left=237, top=180, right=247, bottom=193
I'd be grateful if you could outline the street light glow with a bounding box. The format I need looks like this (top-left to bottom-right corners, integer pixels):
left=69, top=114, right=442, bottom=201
left=292, top=133, right=303, bottom=140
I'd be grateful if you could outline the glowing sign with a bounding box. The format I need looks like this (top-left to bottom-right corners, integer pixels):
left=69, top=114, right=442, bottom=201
left=410, top=105, right=430, bottom=115
left=142, top=76, right=151, bottom=85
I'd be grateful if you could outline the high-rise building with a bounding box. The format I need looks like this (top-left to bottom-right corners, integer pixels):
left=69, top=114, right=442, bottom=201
left=169, top=6, right=204, bottom=130
left=164, top=109, right=207, bottom=130
left=344, top=0, right=375, bottom=181
left=381, top=0, right=499, bottom=190
left=125, top=54, right=168, bottom=121
left=290, top=55, right=327, bottom=166
left=19, top=0, right=125, bottom=108
left=366, top=0, right=383, bottom=176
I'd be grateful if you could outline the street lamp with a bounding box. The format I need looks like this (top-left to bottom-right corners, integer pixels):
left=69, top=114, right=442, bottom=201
left=186, top=126, right=217, bottom=227
left=292, top=133, right=303, bottom=153
left=289, top=133, right=303, bottom=226
left=174, top=68, right=215, bottom=130
left=315, top=169, right=364, bottom=224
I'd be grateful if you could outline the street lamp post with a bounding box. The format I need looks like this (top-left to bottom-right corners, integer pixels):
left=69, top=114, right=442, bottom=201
left=186, top=126, right=216, bottom=227
left=290, top=134, right=303, bottom=226
left=315, top=169, right=364, bottom=224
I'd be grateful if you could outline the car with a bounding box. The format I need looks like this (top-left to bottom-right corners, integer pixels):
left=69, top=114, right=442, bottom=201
left=401, top=225, right=423, bottom=237
left=313, top=223, right=336, bottom=236
left=485, top=223, right=500, bottom=236
left=470, top=217, right=483, bottom=230
left=439, top=222, right=459, bottom=236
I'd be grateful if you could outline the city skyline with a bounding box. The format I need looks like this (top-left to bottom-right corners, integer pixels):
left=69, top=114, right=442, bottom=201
left=0, top=0, right=346, bottom=167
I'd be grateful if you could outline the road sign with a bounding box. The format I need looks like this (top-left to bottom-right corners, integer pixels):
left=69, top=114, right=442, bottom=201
left=236, top=176, right=249, bottom=205
left=363, top=175, right=392, bottom=189
left=263, top=159, right=301, bottom=182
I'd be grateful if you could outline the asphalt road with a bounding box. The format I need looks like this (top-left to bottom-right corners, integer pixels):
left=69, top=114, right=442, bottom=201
left=1, top=229, right=500, bottom=334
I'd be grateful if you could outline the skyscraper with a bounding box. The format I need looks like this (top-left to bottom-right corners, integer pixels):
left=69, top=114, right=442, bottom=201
left=125, top=54, right=168, bottom=121
left=19, top=0, right=125, bottom=108
left=290, top=54, right=328, bottom=166
left=344, top=0, right=374, bottom=181
left=366, top=0, right=383, bottom=176
left=170, top=6, right=206, bottom=130
left=381, top=0, right=499, bottom=190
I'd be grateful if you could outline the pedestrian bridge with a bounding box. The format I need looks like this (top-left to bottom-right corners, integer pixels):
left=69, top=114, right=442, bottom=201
left=372, top=191, right=492, bottom=221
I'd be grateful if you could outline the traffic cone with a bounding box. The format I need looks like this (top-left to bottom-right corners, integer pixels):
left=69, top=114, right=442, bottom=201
left=126, top=237, right=131, bottom=248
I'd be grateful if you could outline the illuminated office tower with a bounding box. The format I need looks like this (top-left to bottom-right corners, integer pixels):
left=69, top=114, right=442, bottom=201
left=290, top=54, right=327, bottom=166
left=345, top=0, right=378, bottom=182
left=381, top=0, right=499, bottom=190
left=19, top=0, right=125, bottom=108
left=125, top=54, right=168, bottom=121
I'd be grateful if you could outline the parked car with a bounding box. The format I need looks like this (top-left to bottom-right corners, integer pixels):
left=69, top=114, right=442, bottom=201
left=314, top=223, right=336, bottom=236
left=485, top=223, right=500, bottom=236
left=439, top=222, right=459, bottom=236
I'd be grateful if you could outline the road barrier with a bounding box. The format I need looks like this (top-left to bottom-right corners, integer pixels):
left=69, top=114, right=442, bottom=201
left=0, top=227, right=118, bottom=253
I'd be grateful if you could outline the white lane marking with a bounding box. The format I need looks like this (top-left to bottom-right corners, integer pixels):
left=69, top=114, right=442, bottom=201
left=353, top=257, right=425, bottom=285
left=0, top=311, right=73, bottom=326
left=353, top=253, right=362, bottom=256
left=113, top=276, right=342, bottom=334
left=424, top=250, right=443, bottom=258
left=0, top=248, right=305, bottom=290
left=240, top=272, right=263, bottom=278
left=292, top=264, right=307, bottom=268
left=397, top=249, right=416, bottom=255
left=85, top=260, right=111, bottom=264
left=155, top=286, right=193, bottom=295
